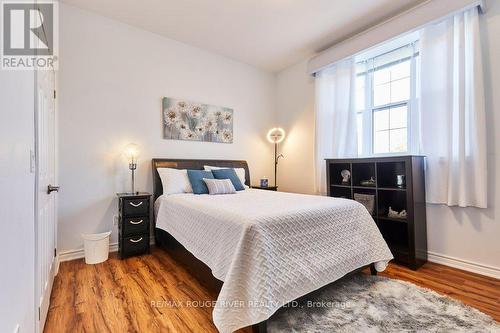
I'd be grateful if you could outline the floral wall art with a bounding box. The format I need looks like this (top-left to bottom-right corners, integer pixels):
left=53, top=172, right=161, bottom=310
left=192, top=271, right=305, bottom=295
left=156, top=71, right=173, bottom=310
left=162, top=97, right=234, bottom=143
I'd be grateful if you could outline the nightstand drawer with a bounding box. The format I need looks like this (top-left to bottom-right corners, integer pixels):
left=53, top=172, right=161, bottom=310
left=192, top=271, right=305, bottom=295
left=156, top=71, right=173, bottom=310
left=122, top=217, right=148, bottom=237
left=122, top=235, right=149, bottom=257
left=123, top=198, right=149, bottom=216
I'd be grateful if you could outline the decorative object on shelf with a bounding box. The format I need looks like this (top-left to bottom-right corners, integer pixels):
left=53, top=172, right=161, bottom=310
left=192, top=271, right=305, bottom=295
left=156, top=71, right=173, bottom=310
left=396, top=174, right=406, bottom=188
left=388, top=206, right=407, bottom=219
left=260, top=178, right=269, bottom=187
left=124, top=143, right=139, bottom=194
left=162, top=97, right=233, bottom=143
left=360, top=176, right=376, bottom=187
left=354, top=193, right=375, bottom=215
left=340, top=169, right=351, bottom=184
left=267, top=127, right=286, bottom=187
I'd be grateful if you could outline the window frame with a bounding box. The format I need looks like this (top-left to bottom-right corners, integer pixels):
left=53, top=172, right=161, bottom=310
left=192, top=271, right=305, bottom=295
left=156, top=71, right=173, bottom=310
left=356, top=42, right=419, bottom=156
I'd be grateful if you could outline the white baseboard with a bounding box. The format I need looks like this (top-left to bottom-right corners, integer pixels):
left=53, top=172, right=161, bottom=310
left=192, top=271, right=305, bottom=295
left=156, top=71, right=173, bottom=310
left=427, top=251, right=500, bottom=279
left=57, top=242, right=119, bottom=263
left=57, top=238, right=155, bottom=264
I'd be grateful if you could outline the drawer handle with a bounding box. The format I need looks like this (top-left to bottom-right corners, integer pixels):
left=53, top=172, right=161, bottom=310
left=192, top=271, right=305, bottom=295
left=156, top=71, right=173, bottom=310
left=129, top=219, right=143, bottom=225
left=129, top=237, right=143, bottom=243
left=129, top=201, right=143, bottom=207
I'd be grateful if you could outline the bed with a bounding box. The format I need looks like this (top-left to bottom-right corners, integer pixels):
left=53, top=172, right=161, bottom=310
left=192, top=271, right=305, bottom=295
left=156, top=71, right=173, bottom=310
left=152, top=158, right=393, bottom=333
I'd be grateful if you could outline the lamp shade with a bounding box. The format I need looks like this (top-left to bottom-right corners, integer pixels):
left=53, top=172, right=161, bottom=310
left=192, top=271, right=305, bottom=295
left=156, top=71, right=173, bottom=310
left=124, top=143, right=139, bottom=163
left=267, top=128, right=286, bottom=144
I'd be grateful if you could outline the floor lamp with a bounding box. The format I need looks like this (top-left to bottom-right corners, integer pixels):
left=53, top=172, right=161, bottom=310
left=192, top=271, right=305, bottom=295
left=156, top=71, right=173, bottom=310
left=267, top=128, right=285, bottom=187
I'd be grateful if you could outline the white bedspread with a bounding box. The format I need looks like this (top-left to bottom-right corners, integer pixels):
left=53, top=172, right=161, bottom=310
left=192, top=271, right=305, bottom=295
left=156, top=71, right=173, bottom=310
left=155, top=189, right=393, bottom=332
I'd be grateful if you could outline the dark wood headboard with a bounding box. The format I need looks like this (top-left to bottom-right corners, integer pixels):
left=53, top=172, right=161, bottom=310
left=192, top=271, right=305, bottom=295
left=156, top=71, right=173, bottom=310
left=151, top=158, right=250, bottom=201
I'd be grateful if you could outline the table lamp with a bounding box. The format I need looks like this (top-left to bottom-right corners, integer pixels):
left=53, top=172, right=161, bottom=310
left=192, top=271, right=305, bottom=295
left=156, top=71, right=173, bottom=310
left=124, top=143, right=139, bottom=194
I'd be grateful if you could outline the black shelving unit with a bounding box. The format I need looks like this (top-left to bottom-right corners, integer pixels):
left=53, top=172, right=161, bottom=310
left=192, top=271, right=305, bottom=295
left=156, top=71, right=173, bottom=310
left=326, top=155, right=427, bottom=270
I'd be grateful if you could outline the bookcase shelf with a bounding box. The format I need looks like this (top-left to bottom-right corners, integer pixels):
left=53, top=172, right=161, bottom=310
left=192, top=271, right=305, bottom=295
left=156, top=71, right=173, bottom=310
left=377, top=187, right=406, bottom=191
left=377, top=216, right=408, bottom=223
left=325, top=155, right=427, bottom=270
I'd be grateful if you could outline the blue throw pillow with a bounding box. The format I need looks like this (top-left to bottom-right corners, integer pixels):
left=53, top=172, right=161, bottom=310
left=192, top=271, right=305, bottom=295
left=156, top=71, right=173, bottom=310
left=187, top=170, right=214, bottom=194
left=211, top=168, right=245, bottom=191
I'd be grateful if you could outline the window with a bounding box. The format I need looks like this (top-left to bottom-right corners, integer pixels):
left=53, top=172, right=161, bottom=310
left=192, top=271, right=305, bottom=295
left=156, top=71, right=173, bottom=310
left=355, top=42, right=419, bottom=155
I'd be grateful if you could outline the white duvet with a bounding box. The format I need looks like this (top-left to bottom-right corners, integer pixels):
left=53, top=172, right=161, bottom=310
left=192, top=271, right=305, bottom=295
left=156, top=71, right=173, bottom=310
left=155, top=189, right=393, bottom=333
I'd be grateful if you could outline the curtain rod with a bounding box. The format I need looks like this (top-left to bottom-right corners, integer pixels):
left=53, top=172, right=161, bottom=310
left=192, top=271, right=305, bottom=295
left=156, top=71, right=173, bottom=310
left=308, top=0, right=485, bottom=75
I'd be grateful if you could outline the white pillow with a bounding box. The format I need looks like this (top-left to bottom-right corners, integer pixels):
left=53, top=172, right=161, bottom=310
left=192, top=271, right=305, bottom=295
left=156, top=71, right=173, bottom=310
left=157, top=168, right=193, bottom=195
left=204, top=165, right=246, bottom=185
left=203, top=178, right=236, bottom=195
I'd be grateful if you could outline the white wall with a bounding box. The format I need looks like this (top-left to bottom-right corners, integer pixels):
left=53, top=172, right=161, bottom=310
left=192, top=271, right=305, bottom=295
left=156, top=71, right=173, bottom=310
left=0, top=72, right=36, bottom=332
left=275, top=59, right=316, bottom=194
left=275, top=1, right=500, bottom=277
left=58, top=4, right=276, bottom=252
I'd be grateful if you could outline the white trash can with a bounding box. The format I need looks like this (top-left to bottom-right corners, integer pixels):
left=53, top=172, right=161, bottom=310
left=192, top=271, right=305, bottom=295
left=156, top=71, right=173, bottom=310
left=82, top=231, right=112, bottom=264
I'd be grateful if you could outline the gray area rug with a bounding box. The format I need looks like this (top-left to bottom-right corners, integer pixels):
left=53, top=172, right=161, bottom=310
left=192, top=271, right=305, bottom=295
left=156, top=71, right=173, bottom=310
left=267, top=273, right=500, bottom=332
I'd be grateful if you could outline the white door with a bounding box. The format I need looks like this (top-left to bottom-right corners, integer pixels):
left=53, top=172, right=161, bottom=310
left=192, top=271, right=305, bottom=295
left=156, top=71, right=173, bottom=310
left=35, top=66, right=57, bottom=332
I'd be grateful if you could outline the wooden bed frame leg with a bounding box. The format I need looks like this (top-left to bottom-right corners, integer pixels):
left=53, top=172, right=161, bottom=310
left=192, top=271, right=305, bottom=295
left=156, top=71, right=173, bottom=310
left=252, top=320, right=267, bottom=333
left=370, top=263, right=377, bottom=276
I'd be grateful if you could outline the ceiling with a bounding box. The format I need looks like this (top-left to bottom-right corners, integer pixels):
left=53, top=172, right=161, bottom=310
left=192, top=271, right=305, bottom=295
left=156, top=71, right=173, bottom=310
left=61, top=0, right=424, bottom=72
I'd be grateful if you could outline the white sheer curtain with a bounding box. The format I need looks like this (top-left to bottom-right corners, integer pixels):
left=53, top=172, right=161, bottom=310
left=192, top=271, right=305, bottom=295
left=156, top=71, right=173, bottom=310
left=419, top=6, right=487, bottom=208
left=314, top=58, right=357, bottom=195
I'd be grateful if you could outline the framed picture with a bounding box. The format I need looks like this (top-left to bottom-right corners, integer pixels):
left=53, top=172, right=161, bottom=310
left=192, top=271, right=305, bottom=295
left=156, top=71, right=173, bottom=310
left=162, top=97, right=233, bottom=143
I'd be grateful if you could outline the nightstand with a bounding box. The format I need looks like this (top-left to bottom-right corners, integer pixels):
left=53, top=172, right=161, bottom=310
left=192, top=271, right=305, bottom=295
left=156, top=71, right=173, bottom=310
left=251, top=186, right=278, bottom=191
left=116, top=192, right=151, bottom=259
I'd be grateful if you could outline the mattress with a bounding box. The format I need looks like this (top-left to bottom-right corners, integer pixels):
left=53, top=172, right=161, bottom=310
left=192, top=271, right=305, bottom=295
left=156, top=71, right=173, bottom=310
left=155, top=189, right=393, bottom=332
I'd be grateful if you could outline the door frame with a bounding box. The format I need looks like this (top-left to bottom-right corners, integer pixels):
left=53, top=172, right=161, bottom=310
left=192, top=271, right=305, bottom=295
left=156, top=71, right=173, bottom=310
left=34, top=66, right=58, bottom=333
left=33, top=2, right=58, bottom=327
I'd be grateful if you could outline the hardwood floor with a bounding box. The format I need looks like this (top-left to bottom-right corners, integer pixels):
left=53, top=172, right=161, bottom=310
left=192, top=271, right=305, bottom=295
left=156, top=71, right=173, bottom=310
left=45, top=247, right=500, bottom=333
